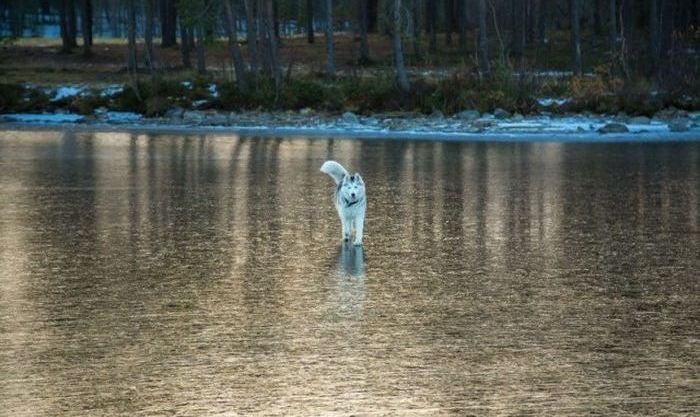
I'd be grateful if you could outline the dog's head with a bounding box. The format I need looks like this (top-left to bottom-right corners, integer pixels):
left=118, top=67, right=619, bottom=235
left=339, top=173, right=365, bottom=205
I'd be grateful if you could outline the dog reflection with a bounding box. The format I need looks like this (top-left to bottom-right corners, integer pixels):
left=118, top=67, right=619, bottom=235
left=336, top=244, right=365, bottom=278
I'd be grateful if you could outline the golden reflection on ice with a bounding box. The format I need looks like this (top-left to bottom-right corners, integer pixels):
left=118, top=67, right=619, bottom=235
left=0, top=130, right=697, bottom=416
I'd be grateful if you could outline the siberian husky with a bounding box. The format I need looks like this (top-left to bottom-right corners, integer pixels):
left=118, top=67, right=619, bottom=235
left=320, top=160, right=366, bottom=246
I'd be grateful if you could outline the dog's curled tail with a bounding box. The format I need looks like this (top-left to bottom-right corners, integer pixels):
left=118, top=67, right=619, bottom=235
left=320, top=160, right=349, bottom=185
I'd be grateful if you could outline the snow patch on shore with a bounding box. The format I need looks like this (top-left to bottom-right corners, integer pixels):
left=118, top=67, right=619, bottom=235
left=100, top=85, right=124, bottom=98
left=537, top=97, right=570, bottom=107
left=51, top=86, right=86, bottom=102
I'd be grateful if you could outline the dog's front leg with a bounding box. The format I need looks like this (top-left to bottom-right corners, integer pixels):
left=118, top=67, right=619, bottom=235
left=353, top=213, right=364, bottom=246
left=341, top=215, right=351, bottom=242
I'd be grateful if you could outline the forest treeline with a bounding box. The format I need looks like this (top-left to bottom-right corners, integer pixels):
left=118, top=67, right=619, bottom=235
left=1, top=0, right=698, bottom=115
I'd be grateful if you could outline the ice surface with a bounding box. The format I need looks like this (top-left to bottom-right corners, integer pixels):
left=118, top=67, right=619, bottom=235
left=99, top=111, right=143, bottom=123
left=0, top=113, right=85, bottom=123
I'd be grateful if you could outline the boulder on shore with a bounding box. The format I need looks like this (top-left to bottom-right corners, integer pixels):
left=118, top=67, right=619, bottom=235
left=668, top=121, right=689, bottom=132
left=598, top=123, right=629, bottom=134
left=494, top=108, right=511, bottom=119
left=457, top=110, right=480, bottom=121
left=342, top=111, right=359, bottom=124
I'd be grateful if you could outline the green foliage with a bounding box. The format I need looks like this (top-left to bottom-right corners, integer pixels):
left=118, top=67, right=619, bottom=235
left=0, top=83, right=25, bottom=112
left=216, top=81, right=243, bottom=110
left=416, top=71, right=538, bottom=115
left=20, top=87, right=51, bottom=112
left=283, top=79, right=326, bottom=109
left=114, top=83, right=146, bottom=113
left=145, top=96, right=172, bottom=117
left=114, top=77, right=191, bottom=114
left=68, top=92, right=108, bottom=115
left=357, top=56, right=377, bottom=67
left=216, top=77, right=276, bottom=110
left=340, top=76, right=397, bottom=113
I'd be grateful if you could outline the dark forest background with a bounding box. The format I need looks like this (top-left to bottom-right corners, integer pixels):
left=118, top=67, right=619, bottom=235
left=1, top=1, right=698, bottom=116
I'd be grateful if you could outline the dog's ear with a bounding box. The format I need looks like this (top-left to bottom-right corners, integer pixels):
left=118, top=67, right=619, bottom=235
left=355, top=173, right=364, bottom=185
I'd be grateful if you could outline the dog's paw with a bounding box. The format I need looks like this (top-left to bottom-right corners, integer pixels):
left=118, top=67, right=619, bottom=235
left=353, top=240, right=362, bottom=246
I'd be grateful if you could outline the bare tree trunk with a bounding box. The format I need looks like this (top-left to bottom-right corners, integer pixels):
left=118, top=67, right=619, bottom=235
left=144, top=0, right=155, bottom=70
left=59, top=0, right=73, bottom=53
left=621, top=0, right=632, bottom=44
left=593, top=0, right=602, bottom=35
left=223, top=0, right=249, bottom=92
left=180, top=24, right=192, bottom=68
left=257, top=0, right=271, bottom=74
left=458, top=0, right=467, bottom=51
left=426, top=0, right=436, bottom=52
left=445, top=0, right=453, bottom=46
left=519, top=0, right=526, bottom=66
left=412, top=0, right=423, bottom=60
left=359, top=0, right=370, bottom=60
left=181, top=28, right=191, bottom=68
left=81, top=0, right=93, bottom=56
left=394, top=0, right=410, bottom=92
left=306, top=0, right=314, bottom=43
left=538, top=0, right=547, bottom=45
left=7, top=2, right=23, bottom=38
left=618, top=0, right=630, bottom=77
left=660, top=0, right=674, bottom=58
left=325, top=0, right=336, bottom=77
left=244, top=0, right=259, bottom=72
left=272, top=0, right=280, bottom=41
left=570, top=0, right=582, bottom=75
left=512, top=0, right=524, bottom=61
left=607, top=0, right=617, bottom=53
left=195, top=24, right=206, bottom=74
left=265, top=0, right=282, bottom=89
left=649, top=0, right=660, bottom=74
left=478, top=0, right=490, bottom=76
left=127, top=0, right=137, bottom=74
left=68, top=0, right=78, bottom=48
left=160, top=0, right=178, bottom=47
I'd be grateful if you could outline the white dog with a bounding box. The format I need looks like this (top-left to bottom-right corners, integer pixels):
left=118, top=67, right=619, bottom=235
left=320, top=160, right=366, bottom=246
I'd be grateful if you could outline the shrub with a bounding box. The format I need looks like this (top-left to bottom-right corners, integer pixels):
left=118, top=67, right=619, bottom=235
left=68, top=91, right=108, bottom=115
left=0, top=83, right=24, bottom=112
left=341, top=76, right=397, bottom=113
left=216, top=81, right=242, bottom=110
left=114, top=83, right=146, bottom=113
left=113, top=77, right=191, bottom=115
left=18, top=87, right=52, bottom=113
left=145, top=96, right=171, bottom=117
left=281, top=78, right=328, bottom=110
left=566, top=75, right=617, bottom=113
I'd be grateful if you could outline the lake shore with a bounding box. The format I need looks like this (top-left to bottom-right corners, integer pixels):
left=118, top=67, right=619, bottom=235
left=2, top=108, right=699, bottom=142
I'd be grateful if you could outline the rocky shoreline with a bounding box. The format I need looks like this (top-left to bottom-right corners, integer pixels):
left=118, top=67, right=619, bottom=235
left=2, top=107, right=699, bottom=141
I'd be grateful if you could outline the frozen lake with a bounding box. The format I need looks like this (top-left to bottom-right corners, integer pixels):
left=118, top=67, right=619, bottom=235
left=0, top=130, right=698, bottom=416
